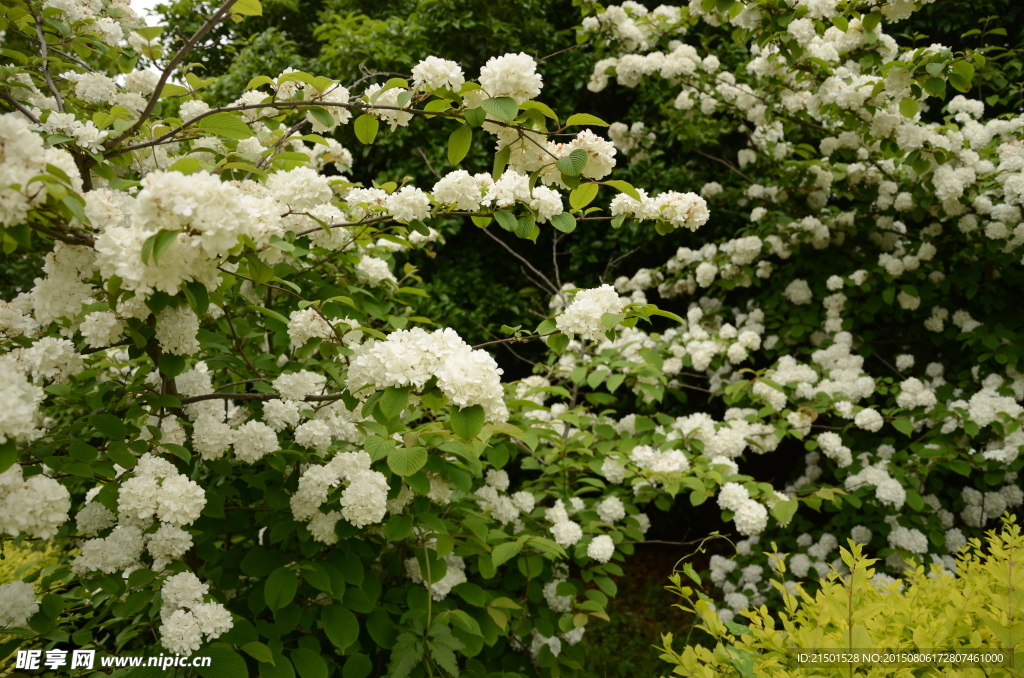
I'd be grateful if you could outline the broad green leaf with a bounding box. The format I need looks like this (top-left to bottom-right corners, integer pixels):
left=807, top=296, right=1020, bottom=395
left=90, top=414, right=125, bottom=440
left=899, top=97, right=919, bottom=118
left=264, top=568, right=297, bottom=611
left=463, top=107, right=486, bottom=127
left=242, top=642, right=275, bottom=664
left=447, top=125, right=472, bottom=165
left=353, top=114, right=379, bottom=144
left=565, top=113, right=609, bottom=127
left=289, top=648, right=327, bottom=678
left=450, top=405, right=485, bottom=439
left=231, top=0, right=262, bottom=16
left=549, top=213, right=576, bottom=233
left=323, top=605, right=359, bottom=652
left=385, top=515, right=414, bottom=541
left=601, top=179, right=642, bottom=201
left=168, top=157, right=203, bottom=175
left=479, top=96, right=518, bottom=122
left=306, top=107, right=335, bottom=130
left=555, top=149, right=588, bottom=177
left=196, top=112, right=252, bottom=140
left=378, top=386, right=411, bottom=419
left=770, top=499, right=798, bottom=525
left=195, top=644, right=249, bottom=678
left=342, top=655, right=372, bottom=678
left=493, top=210, right=517, bottom=231
left=491, top=541, right=522, bottom=568
left=387, top=446, right=428, bottom=476
left=569, top=183, right=599, bottom=210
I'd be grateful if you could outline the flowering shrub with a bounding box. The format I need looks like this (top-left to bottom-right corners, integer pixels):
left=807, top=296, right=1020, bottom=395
left=569, top=0, right=1024, bottom=621
left=0, top=0, right=729, bottom=676
left=657, top=515, right=1024, bottom=676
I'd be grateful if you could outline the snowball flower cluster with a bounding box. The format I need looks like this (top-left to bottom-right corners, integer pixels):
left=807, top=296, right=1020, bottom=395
left=0, top=465, right=71, bottom=539
left=348, top=327, right=507, bottom=422
left=555, top=285, right=628, bottom=342
left=158, top=573, right=232, bottom=655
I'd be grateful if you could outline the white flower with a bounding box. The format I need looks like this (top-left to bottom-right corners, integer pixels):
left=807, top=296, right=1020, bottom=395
left=356, top=256, right=397, bottom=286
left=159, top=610, right=204, bottom=655
left=155, top=305, right=201, bottom=356
left=412, top=56, right=465, bottom=90
left=550, top=520, right=583, bottom=547
left=234, top=421, right=279, bottom=463
left=0, top=581, right=39, bottom=628
left=587, top=534, right=615, bottom=563
left=555, top=285, right=627, bottom=342
left=479, top=52, right=543, bottom=104
left=596, top=496, right=626, bottom=522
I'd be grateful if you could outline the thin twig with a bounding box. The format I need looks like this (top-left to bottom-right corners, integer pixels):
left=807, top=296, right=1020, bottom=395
left=693, top=148, right=755, bottom=184
left=480, top=228, right=559, bottom=295
left=106, top=0, right=239, bottom=147
left=34, top=13, right=64, bottom=112
left=415, top=147, right=442, bottom=180
left=0, top=92, right=41, bottom=124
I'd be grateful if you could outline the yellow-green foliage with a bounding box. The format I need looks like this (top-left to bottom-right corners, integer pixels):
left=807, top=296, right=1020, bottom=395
left=0, top=541, right=62, bottom=586
left=659, top=516, right=1024, bottom=677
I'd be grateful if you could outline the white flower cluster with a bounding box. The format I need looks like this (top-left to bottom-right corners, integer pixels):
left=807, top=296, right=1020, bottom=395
left=555, top=285, right=628, bottom=342
left=716, top=482, right=769, bottom=536
left=72, top=454, right=203, bottom=574
left=0, top=465, right=70, bottom=539
left=158, top=572, right=233, bottom=655
left=348, top=327, right=507, bottom=422
left=290, top=451, right=388, bottom=539
left=0, top=580, right=39, bottom=629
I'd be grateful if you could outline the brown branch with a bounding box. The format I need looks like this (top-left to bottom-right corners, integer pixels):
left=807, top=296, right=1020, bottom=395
left=106, top=0, right=239, bottom=147
left=179, top=392, right=347, bottom=405
left=0, top=92, right=41, bottom=124
left=693, top=148, right=755, bottom=184
left=470, top=334, right=546, bottom=350
left=34, top=13, right=64, bottom=112
left=480, top=227, right=559, bottom=295
left=28, top=222, right=96, bottom=247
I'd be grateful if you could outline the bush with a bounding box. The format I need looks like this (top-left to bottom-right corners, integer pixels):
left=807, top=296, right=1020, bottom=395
left=658, top=515, right=1024, bottom=677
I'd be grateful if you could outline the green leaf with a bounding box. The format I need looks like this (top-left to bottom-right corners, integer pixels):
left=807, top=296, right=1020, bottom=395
left=195, top=643, right=249, bottom=678
left=549, top=213, right=576, bottom=233
left=158, top=353, right=186, bottom=378
left=265, top=568, right=297, bottom=611
left=601, top=179, right=642, bottom=201
left=260, top=654, right=295, bottom=678
left=196, top=112, right=252, bottom=140
left=479, top=96, right=518, bottom=122
left=491, top=541, right=522, bottom=568
left=353, top=114, right=379, bottom=144
left=385, top=515, right=414, bottom=541
left=447, top=125, right=472, bottom=165
left=923, top=77, right=946, bottom=99
left=242, top=642, right=275, bottom=664
left=547, top=333, right=569, bottom=353
left=184, top=281, right=210, bottom=317
left=231, top=0, right=262, bottom=16
left=948, top=72, right=971, bottom=93
left=493, top=210, right=518, bottom=232
left=168, top=157, right=203, bottom=175
left=289, top=648, right=327, bottom=678
left=892, top=418, right=913, bottom=436
left=450, top=405, right=485, bottom=439
left=601, top=312, right=625, bottom=330
left=565, top=113, right=609, bottom=127
left=569, top=183, right=599, bottom=210
left=770, top=499, right=797, bottom=526
left=899, top=97, right=919, bottom=118
left=388, top=446, right=428, bottom=476
left=555, top=149, right=588, bottom=177
left=140, top=229, right=177, bottom=265
left=90, top=414, right=126, bottom=440
left=364, top=435, right=396, bottom=462
left=862, top=11, right=882, bottom=31
left=306, top=107, right=336, bottom=130
left=378, top=386, right=411, bottom=419
left=323, top=605, right=360, bottom=652
left=463, top=107, right=486, bottom=127
left=343, top=655, right=372, bottom=678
